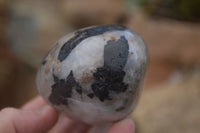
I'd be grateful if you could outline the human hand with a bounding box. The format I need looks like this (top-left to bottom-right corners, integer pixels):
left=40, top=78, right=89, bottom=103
left=0, top=96, right=135, bottom=133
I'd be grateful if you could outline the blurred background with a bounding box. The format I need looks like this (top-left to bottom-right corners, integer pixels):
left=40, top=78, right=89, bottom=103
left=0, top=0, right=199, bottom=132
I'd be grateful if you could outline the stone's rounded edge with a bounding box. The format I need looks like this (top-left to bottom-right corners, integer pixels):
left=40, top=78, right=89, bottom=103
left=128, top=28, right=149, bottom=67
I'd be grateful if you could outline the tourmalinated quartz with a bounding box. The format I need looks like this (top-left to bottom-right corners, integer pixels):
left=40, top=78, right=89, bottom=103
left=36, top=25, right=148, bottom=124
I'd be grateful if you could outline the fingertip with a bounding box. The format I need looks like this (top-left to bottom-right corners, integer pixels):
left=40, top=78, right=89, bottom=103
left=49, top=114, right=90, bottom=133
left=21, top=105, right=59, bottom=133
left=13, top=106, right=58, bottom=133
left=43, top=105, right=59, bottom=127
left=22, top=95, right=46, bottom=110
left=108, top=119, right=135, bottom=133
left=35, top=105, right=59, bottom=130
left=36, top=105, right=55, bottom=114
left=124, top=119, right=135, bottom=132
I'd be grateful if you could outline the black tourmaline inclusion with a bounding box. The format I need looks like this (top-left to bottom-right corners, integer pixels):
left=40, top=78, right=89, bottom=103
left=58, top=25, right=126, bottom=62
left=41, top=51, right=49, bottom=65
left=91, top=36, right=129, bottom=102
left=49, top=71, right=82, bottom=105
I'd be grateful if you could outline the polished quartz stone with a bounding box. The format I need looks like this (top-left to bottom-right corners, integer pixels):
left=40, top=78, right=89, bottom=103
left=36, top=25, right=148, bottom=124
